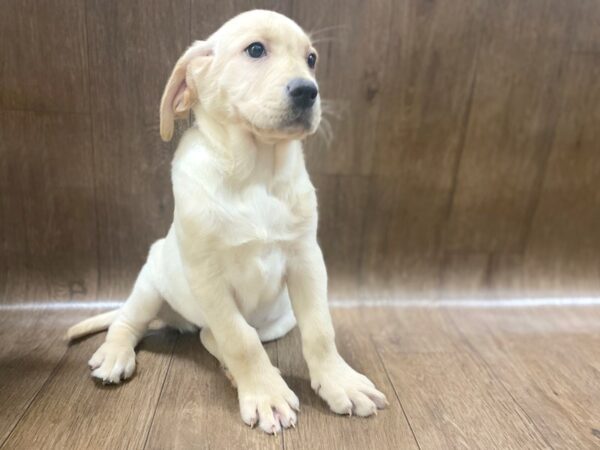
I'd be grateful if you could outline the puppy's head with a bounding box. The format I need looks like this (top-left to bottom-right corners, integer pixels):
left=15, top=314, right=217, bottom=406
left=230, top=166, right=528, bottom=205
left=160, top=10, right=321, bottom=142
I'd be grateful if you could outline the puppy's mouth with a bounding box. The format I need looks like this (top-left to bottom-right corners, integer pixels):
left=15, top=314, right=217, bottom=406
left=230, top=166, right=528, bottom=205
left=281, top=108, right=314, bottom=131
left=241, top=108, right=318, bottom=140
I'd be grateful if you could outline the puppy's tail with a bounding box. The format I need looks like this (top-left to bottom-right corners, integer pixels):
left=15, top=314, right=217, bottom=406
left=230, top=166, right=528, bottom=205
left=66, top=309, right=120, bottom=341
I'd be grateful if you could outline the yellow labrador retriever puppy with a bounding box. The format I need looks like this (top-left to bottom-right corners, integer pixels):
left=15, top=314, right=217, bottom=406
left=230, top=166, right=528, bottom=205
left=68, top=9, right=387, bottom=433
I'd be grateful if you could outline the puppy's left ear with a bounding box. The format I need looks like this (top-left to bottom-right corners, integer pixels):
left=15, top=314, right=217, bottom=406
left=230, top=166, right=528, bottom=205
left=160, top=40, right=213, bottom=142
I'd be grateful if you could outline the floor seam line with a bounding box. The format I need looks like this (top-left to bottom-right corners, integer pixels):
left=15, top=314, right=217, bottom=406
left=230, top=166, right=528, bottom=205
left=142, top=332, right=179, bottom=450
left=372, top=334, right=422, bottom=450
left=276, top=340, right=286, bottom=450
left=443, top=310, right=556, bottom=450
left=0, top=345, right=70, bottom=448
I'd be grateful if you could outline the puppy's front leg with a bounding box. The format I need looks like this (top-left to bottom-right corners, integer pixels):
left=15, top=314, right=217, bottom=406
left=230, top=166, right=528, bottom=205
left=187, top=272, right=299, bottom=433
left=287, top=241, right=388, bottom=416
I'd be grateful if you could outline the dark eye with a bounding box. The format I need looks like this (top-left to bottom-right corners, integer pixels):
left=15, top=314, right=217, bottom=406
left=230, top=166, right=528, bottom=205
left=307, top=52, right=317, bottom=69
left=246, top=42, right=266, bottom=58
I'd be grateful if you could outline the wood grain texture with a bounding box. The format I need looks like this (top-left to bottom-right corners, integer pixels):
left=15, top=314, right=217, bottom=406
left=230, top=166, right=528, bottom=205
left=311, top=174, right=370, bottom=299
left=277, top=311, right=419, bottom=450
left=191, top=0, right=292, bottom=37
left=444, top=0, right=576, bottom=254
left=572, top=0, right=600, bottom=52
left=2, top=328, right=177, bottom=450
left=438, top=251, right=491, bottom=298
left=2, top=1, right=600, bottom=303
left=0, top=310, right=87, bottom=444
left=347, top=0, right=486, bottom=299
left=0, top=112, right=98, bottom=302
left=3, top=1, right=600, bottom=447
left=291, top=0, right=395, bottom=176
left=0, top=0, right=89, bottom=112
left=85, top=0, right=190, bottom=298
left=3, top=307, right=600, bottom=448
left=144, top=334, right=282, bottom=450
left=359, top=176, right=446, bottom=299
left=372, top=308, right=551, bottom=449
left=523, top=53, right=600, bottom=296
left=447, top=307, right=600, bottom=449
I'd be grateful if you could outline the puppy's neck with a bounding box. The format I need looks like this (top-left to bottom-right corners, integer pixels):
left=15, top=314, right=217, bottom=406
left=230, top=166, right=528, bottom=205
left=192, top=106, right=301, bottom=186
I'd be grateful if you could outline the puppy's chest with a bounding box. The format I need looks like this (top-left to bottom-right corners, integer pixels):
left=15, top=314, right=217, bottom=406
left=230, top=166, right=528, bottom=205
left=226, top=182, right=315, bottom=246
left=222, top=184, right=314, bottom=304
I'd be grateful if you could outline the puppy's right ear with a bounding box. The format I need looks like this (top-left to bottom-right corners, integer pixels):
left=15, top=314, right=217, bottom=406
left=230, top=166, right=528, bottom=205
left=160, top=40, right=213, bottom=142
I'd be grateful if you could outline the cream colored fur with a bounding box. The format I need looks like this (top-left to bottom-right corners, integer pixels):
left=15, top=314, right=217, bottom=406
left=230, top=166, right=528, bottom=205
left=67, top=10, right=387, bottom=433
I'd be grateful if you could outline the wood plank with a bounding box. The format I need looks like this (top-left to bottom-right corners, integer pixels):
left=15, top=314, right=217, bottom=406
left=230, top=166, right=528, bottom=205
left=3, top=306, right=600, bottom=448
left=359, top=175, right=443, bottom=300
left=372, top=0, right=483, bottom=178
left=3, top=328, right=177, bottom=450
left=523, top=54, right=600, bottom=296
left=0, top=111, right=98, bottom=302
left=439, top=252, right=491, bottom=299
left=85, top=0, right=190, bottom=298
left=444, top=0, right=576, bottom=254
left=0, top=0, right=88, bottom=112
left=191, top=0, right=293, bottom=36
left=277, top=309, right=419, bottom=450
left=144, top=333, right=282, bottom=449
left=373, top=308, right=550, bottom=449
left=355, top=0, right=485, bottom=299
left=291, top=0, right=395, bottom=176
left=2, top=1, right=600, bottom=304
left=485, top=253, right=527, bottom=298
left=0, top=309, right=90, bottom=445
left=572, top=0, right=600, bottom=52
left=447, top=307, right=600, bottom=449
left=311, top=175, right=370, bottom=300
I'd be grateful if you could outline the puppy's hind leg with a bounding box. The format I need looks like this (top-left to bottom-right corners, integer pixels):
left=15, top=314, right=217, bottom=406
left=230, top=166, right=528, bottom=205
left=89, top=253, right=164, bottom=384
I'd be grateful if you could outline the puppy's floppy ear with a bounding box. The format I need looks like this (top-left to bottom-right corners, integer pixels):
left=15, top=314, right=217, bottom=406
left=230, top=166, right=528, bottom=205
left=160, top=40, right=212, bottom=142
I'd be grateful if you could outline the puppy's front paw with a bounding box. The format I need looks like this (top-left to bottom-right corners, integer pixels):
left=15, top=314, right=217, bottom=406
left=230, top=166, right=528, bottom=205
left=88, top=342, right=136, bottom=384
left=311, top=356, right=388, bottom=417
left=237, top=368, right=300, bottom=434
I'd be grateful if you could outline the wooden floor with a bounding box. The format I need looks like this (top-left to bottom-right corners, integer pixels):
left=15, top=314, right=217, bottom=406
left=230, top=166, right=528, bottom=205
left=1, top=304, right=600, bottom=449
left=3, top=2, right=600, bottom=449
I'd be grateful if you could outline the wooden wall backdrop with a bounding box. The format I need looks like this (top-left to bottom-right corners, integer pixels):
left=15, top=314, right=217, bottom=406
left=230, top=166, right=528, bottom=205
left=1, top=0, right=600, bottom=304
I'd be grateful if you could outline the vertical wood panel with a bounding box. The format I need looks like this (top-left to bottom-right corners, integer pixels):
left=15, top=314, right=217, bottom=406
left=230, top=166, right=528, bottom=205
left=438, top=252, right=491, bottom=298
left=191, top=0, right=292, bottom=36
left=372, top=0, right=483, bottom=179
left=2, top=2, right=600, bottom=302
left=86, top=0, right=190, bottom=298
left=0, top=112, right=98, bottom=302
left=357, top=0, right=484, bottom=298
left=572, top=0, right=600, bottom=52
left=524, top=54, right=600, bottom=296
left=291, top=0, right=394, bottom=176
left=0, top=0, right=89, bottom=112
left=312, top=175, right=370, bottom=299
left=360, top=176, right=448, bottom=299
left=444, top=0, right=575, bottom=254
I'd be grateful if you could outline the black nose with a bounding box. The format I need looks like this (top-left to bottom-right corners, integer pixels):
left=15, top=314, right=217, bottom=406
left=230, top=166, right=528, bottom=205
left=287, top=78, right=318, bottom=109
